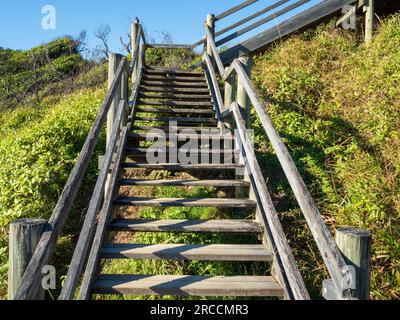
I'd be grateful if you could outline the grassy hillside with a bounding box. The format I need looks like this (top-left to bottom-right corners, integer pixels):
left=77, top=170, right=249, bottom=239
left=251, top=15, right=400, bottom=299
left=0, top=39, right=108, bottom=298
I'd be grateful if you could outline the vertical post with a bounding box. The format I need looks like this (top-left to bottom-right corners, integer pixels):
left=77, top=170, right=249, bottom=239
left=107, top=53, right=122, bottom=148
left=335, top=228, right=372, bottom=300
left=365, top=0, right=375, bottom=43
left=206, top=14, right=216, bottom=68
left=131, top=18, right=140, bottom=83
left=224, top=69, right=237, bottom=131
left=9, top=219, right=47, bottom=300
left=237, top=56, right=252, bottom=128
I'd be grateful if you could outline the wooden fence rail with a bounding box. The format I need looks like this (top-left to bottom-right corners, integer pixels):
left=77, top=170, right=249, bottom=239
left=12, top=56, right=128, bottom=301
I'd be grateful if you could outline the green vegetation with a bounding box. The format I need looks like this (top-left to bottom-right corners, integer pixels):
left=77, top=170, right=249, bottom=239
left=0, top=39, right=108, bottom=298
left=251, top=15, right=400, bottom=299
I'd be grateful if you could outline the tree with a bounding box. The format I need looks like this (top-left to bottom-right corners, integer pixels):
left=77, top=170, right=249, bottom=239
left=93, top=24, right=111, bottom=60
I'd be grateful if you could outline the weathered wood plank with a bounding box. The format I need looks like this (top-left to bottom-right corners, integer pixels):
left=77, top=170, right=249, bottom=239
left=59, top=100, right=127, bottom=300
left=114, top=197, right=256, bottom=208
left=78, top=127, right=129, bottom=300
left=122, top=163, right=243, bottom=171
left=216, top=0, right=291, bottom=37
left=140, top=93, right=211, bottom=101
left=138, top=100, right=213, bottom=107
left=101, top=244, right=272, bottom=261
left=232, top=102, right=310, bottom=300
left=119, top=179, right=249, bottom=187
left=134, top=116, right=217, bottom=124
left=233, top=60, right=353, bottom=296
left=216, top=0, right=311, bottom=47
left=221, top=0, right=357, bottom=64
left=109, top=219, right=262, bottom=234
left=92, top=275, right=283, bottom=297
left=141, top=80, right=208, bottom=88
left=136, top=107, right=214, bottom=115
left=215, top=0, right=259, bottom=21
left=8, top=219, right=46, bottom=300
left=13, top=57, right=127, bottom=300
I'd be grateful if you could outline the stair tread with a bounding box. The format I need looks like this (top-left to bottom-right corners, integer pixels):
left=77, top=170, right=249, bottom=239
left=140, top=93, right=211, bottom=100
left=109, top=219, right=262, bottom=233
left=138, top=100, right=213, bottom=107
left=140, top=87, right=210, bottom=94
left=137, top=107, right=214, bottom=114
left=92, top=275, right=284, bottom=297
left=145, top=69, right=204, bottom=77
left=119, top=179, right=249, bottom=187
left=114, top=197, right=256, bottom=208
left=131, top=126, right=224, bottom=132
left=101, top=244, right=272, bottom=262
left=134, top=116, right=217, bottom=124
left=143, top=75, right=207, bottom=82
left=122, top=163, right=244, bottom=170
left=128, top=132, right=234, bottom=140
left=142, top=81, right=208, bottom=88
left=125, top=147, right=239, bottom=154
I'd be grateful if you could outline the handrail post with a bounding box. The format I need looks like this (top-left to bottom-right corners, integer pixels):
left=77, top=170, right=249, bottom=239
left=131, top=17, right=140, bottom=82
left=9, top=219, right=47, bottom=300
left=336, top=228, right=372, bottom=299
left=107, top=53, right=123, bottom=148
left=206, top=14, right=216, bottom=68
left=237, top=56, right=252, bottom=128
left=224, top=67, right=235, bottom=129
left=365, top=0, right=375, bottom=43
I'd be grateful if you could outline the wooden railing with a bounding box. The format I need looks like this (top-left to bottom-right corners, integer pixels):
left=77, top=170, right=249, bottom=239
left=12, top=18, right=147, bottom=301
left=200, top=17, right=356, bottom=300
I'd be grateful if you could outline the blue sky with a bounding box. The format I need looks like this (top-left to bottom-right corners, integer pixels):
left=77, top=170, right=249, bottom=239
left=0, top=0, right=322, bottom=53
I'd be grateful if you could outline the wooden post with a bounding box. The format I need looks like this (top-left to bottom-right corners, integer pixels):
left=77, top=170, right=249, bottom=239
left=9, top=219, right=47, bottom=300
left=206, top=14, right=216, bottom=67
left=237, top=56, right=252, bottom=128
left=131, top=18, right=139, bottom=82
left=335, top=228, right=372, bottom=300
left=365, top=0, right=375, bottom=43
left=107, top=53, right=122, bottom=148
left=224, top=68, right=235, bottom=129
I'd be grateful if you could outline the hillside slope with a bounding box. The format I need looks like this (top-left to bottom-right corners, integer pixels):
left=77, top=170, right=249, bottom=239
left=252, top=15, right=400, bottom=299
left=0, top=39, right=107, bottom=298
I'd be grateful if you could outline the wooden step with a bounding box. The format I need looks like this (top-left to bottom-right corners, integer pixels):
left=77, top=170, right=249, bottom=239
left=122, top=163, right=244, bottom=171
left=125, top=148, right=239, bottom=156
left=131, top=126, right=224, bottom=132
left=118, top=179, right=248, bottom=187
left=109, top=219, right=262, bottom=234
left=140, top=87, right=210, bottom=95
left=138, top=100, right=213, bottom=107
left=92, top=275, right=284, bottom=297
left=134, top=117, right=217, bottom=125
left=145, top=69, right=204, bottom=78
left=101, top=244, right=272, bottom=262
left=114, top=197, right=256, bottom=208
left=137, top=107, right=214, bottom=115
left=142, top=81, right=208, bottom=89
left=128, top=132, right=234, bottom=141
left=139, top=93, right=211, bottom=101
left=143, top=75, right=207, bottom=82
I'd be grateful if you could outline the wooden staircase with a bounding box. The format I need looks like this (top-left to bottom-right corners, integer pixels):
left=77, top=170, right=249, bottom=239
left=14, top=2, right=369, bottom=301
left=88, top=66, right=284, bottom=298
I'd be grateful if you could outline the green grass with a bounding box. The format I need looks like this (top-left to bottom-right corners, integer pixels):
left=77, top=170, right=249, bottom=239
left=251, top=15, right=400, bottom=299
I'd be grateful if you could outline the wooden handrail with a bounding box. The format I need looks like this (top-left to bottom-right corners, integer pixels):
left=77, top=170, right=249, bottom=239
left=58, top=99, right=127, bottom=300
left=203, top=53, right=224, bottom=123
left=78, top=126, right=129, bottom=300
left=216, top=0, right=291, bottom=37
left=13, top=57, right=128, bottom=300
left=231, top=59, right=354, bottom=297
left=216, top=0, right=311, bottom=47
left=215, top=0, right=259, bottom=21
left=204, top=25, right=225, bottom=78
left=231, top=102, right=310, bottom=300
